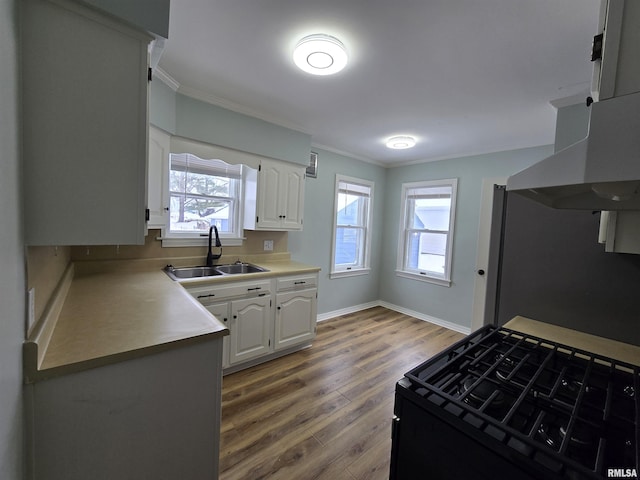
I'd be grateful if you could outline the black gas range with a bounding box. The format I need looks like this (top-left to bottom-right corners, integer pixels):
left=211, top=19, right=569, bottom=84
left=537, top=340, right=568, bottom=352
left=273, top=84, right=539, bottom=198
left=390, top=325, right=639, bottom=479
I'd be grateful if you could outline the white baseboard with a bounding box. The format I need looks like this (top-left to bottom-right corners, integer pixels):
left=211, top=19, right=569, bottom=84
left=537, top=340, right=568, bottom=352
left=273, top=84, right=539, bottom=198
left=317, top=300, right=471, bottom=335
left=316, top=301, right=380, bottom=322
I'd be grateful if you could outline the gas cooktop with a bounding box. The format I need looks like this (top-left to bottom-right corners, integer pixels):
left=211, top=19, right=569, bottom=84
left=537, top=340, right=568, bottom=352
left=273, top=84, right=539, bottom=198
left=402, top=325, right=639, bottom=479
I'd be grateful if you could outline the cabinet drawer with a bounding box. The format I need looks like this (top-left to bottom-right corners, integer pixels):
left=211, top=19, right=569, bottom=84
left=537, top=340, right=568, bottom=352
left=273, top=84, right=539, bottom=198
left=187, top=279, right=271, bottom=302
left=276, top=274, right=317, bottom=291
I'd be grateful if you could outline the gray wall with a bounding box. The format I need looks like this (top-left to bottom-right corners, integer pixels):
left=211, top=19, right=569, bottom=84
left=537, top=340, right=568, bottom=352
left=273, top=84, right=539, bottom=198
left=149, top=80, right=312, bottom=166
left=379, top=146, right=553, bottom=329
left=0, top=0, right=25, bottom=478
left=288, top=149, right=387, bottom=315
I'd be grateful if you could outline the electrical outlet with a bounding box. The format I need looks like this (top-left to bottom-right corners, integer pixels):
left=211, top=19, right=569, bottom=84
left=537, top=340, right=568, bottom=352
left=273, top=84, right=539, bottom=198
left=264, top=240, right=274, bottom=251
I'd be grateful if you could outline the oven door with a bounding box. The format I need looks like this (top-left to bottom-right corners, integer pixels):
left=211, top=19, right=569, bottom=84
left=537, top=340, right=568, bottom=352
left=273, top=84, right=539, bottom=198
left=390, top=379, right=545, bottom=480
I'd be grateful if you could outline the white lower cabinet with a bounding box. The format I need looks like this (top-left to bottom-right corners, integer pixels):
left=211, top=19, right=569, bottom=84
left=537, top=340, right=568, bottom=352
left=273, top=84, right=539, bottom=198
left=275, top=278, right=317, bottom=351
left=229, top=295, right=272, bottom=365
left=186, top=271, right=318, bottom=373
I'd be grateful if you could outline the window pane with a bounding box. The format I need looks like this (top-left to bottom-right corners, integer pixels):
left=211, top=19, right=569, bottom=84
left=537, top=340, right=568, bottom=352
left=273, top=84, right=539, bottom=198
left=169, top=194, right=232, bottom=233
left=334, top=227, right=363, bottom=266
left=185, top=172, right=231, bottom=197
left=337, top=192, right=367, bottom=227
left=409, top=198, right=451, bottom=230
left=406, top=231, right=447, bottom=274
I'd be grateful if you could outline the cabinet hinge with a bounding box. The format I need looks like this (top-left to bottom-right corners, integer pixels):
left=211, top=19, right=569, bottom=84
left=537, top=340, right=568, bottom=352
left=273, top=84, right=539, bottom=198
left=148, top=67, right=153, bottom=82
left=591, top=33, right=603, bottom=62
left=145, top=208, right=150, bottom=222
left=268, top=338, right=271, bottom=346
left=256, top=216, right=259, bottom=223
left=258, top=164, right=262, bottom=172
left=270, top=299, right=272, bottom=307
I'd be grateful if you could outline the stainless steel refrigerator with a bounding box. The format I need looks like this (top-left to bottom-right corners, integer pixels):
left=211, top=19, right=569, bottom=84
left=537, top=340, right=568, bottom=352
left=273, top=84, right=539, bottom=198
left=484, top=185, right=640, bottom=346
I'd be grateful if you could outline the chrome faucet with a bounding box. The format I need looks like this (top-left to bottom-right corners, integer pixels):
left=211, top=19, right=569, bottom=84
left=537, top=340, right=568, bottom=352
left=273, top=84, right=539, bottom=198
left=206, top=225, right=222, bottom=266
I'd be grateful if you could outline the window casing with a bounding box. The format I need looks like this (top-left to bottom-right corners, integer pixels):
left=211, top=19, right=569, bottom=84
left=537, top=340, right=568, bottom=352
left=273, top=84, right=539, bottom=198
left=331, top=176, right=374, bottom=278
left=164, top=153, right=243, bottom=245
left=396, top=179, right=458, bottom=286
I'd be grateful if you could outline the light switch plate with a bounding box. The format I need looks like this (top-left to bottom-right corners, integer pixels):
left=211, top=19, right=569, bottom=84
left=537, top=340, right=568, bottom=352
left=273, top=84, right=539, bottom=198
left=264, top=240, right=274, bottom=251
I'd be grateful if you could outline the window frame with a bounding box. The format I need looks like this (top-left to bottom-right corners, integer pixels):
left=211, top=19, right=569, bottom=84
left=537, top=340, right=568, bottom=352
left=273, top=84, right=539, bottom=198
left=396, top=178, right=458, bottom=287
left=330, top=175, right=374, bottom=278
left=161, top=153, right=244, bottom=247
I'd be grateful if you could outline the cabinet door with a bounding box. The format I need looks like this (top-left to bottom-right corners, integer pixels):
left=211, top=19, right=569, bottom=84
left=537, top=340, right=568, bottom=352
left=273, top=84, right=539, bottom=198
left=206, top=302, right=230, bottom=368
left=22, top=0, right=151, bottom=245
left=229, top=296, right=272, bottom=365
left=280, top=164, right=305, bottom=230
left=147, top=126, right=170, bottom=229
left=274, top=289, right=317, bottom=351
left=256, top=162, right=283, bottom=229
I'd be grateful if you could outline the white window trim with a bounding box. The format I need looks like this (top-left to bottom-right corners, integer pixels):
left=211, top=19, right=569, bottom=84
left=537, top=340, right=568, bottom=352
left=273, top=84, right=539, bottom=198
left=330, top=175, right=374, bottom=278
left=396, top=178, right=458, bottom=287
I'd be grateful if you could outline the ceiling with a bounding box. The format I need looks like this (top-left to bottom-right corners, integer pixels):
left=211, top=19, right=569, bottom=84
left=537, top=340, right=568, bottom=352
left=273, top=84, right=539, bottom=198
left=157, top=0, right=602, bottom=166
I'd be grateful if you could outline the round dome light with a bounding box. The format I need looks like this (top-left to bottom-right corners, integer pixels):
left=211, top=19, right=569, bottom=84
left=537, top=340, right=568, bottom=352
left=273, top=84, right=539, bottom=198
left=293, top=34, right=348, bottom=76
left=386, top=136, right=416, bottom=149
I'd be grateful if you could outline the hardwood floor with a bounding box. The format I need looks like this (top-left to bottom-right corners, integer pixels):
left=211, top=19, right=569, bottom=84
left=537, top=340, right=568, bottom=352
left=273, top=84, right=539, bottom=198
left=219, top=306, right=466, bottom=480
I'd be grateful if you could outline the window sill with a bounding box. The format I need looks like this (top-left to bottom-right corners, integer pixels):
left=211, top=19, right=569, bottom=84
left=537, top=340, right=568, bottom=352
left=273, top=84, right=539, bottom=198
left=158, top=236, right=244, bottom=248
left=330, top=268, right=370, bottom=279
left=395, top=270, right=451, bottom=287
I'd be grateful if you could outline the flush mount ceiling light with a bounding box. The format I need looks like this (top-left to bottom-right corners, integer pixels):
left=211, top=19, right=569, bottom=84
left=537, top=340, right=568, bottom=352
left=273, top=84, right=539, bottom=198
left=293, top=34, right=348, bottom=76
left=386, top=136, right=416, bottom=149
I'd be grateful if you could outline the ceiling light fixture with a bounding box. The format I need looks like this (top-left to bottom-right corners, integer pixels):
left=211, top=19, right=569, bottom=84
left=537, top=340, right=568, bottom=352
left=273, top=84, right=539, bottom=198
left=386, top=136, right=416, bottom=149
left=293, top=34, right=348, bottom=76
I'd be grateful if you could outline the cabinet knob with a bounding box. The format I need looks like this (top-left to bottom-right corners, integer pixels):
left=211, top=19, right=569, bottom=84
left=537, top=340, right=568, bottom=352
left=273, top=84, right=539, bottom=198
left=477, top=269, right=485, bottom=276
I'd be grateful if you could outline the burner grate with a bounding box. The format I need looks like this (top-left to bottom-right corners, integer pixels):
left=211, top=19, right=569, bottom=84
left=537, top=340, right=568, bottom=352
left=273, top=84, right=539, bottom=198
left=405, top=325, right=639, bottom=479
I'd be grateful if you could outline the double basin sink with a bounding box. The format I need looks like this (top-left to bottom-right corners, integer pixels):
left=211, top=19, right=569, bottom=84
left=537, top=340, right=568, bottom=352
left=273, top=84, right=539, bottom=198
left=164, top=262, right=268, bottom=281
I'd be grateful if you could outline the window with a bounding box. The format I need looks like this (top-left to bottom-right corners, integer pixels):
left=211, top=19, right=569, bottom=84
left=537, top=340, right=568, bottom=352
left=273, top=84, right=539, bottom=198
left=166, top=153, right=242, bottom=244
left=396, top=179, right=458, bottom=286
left=331, top=175, right=374, bottom=277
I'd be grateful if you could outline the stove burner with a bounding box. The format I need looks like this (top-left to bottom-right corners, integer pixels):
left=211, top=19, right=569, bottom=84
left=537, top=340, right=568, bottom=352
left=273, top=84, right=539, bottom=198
left=461, top=378, right=505, bottom=408
left=538, top=422, right=595, bottom=450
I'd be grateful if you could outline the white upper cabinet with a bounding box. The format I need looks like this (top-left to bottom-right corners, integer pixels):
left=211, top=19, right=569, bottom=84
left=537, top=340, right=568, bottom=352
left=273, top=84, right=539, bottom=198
left=244, top=159, right=306, bottom=231
left=591, top=0, right=640, bottom=101
left=147, top=125, right=171, bottom=229
left=22, top=0, right=152, bottom=245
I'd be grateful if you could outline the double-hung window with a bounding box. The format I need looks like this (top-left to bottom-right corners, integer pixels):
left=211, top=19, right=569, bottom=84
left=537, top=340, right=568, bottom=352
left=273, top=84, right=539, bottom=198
left=331, top=175, right=374, bottom=277
left=166, top=153, right=242, bottom=244
left=396, top=179, right=458, bottom=286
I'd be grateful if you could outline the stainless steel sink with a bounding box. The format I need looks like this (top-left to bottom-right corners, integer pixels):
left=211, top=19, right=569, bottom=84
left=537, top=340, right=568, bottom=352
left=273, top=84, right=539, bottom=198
left=164, top=265, right=223, bottom=280
left=214, top=263, right=267, bottom=275
left=164, top=262, right=268, bottom=280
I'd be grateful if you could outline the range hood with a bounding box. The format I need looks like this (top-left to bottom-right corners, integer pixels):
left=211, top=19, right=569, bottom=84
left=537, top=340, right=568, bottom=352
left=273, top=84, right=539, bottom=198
left=507, top=91, right=640, bottom=210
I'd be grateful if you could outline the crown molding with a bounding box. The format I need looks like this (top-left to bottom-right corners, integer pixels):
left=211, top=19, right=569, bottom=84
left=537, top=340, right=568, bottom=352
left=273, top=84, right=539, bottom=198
left=152, top=67, right=180, bottom=91
left=310, top=142, right=383, bottom=166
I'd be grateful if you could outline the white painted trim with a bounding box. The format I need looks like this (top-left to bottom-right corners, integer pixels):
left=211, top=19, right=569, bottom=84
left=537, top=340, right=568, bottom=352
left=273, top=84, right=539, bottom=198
left=152, top=67, right=180, bottom=91
left=316, top=299, right=471, bottom=335
left=378, top=301, right=471, bottom=335
left=316, top=301, right=379, bottom=322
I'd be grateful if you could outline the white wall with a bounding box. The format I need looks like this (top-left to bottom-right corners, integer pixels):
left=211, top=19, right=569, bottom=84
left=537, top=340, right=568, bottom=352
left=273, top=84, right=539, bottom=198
left=0, top=0, right=25, bottom=478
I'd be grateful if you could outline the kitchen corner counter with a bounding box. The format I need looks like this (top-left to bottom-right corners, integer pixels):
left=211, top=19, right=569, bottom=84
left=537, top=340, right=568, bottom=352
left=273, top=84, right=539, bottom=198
left=505, top=316, right=640, bottom=367
left=24, top=263, right=229, bottom=383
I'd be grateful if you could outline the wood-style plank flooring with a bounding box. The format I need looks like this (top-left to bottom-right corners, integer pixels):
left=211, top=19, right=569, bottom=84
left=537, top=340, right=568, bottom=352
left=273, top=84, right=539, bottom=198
left=219, top=306, right=466, bottom=480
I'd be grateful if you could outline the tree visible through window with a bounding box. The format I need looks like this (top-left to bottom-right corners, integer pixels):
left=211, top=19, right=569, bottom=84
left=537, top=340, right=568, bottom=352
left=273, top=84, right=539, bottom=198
left=331, top=175, right=374, bottom=276
left=169, top=153, right=241, bottom=235
left=397, top=179, right=458, bottom=286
